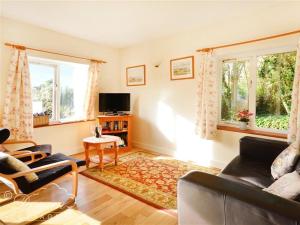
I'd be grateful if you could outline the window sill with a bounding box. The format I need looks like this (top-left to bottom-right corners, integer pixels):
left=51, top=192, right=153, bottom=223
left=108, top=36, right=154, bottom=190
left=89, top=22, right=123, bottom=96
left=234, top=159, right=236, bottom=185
left=217, top=125, right=287, bottom=139
left=34, top=119, right=96, bottom=128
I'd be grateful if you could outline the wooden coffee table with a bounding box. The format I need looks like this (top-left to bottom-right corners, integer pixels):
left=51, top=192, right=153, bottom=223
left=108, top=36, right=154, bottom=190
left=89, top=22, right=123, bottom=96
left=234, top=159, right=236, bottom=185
left=83, top=135, right=121, bottom=171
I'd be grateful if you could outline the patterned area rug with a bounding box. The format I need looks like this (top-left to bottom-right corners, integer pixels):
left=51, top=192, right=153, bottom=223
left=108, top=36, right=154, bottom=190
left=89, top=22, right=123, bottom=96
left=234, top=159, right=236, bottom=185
left=81, top=151, right=220, bottom=211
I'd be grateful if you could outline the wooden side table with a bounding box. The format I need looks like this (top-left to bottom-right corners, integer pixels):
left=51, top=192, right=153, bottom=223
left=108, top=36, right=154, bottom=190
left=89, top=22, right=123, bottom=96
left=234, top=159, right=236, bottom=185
left=83, top=135, right=121, bottom=171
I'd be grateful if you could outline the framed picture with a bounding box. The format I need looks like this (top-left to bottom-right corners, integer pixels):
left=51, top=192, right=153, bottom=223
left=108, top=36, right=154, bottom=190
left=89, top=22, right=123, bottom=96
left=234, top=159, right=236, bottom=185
left=126, top=65, right=146, bottom=86
left=170, top=56, right=194, bottom=80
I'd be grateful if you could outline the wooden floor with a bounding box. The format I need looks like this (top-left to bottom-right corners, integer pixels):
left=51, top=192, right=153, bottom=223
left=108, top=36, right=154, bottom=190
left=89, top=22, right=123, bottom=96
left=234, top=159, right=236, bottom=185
left=0, top=149, right=178, bottom=225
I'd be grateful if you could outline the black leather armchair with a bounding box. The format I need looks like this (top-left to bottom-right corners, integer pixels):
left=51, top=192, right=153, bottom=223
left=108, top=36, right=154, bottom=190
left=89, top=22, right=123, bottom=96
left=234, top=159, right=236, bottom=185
left=178, top=136, right=300, bottom=225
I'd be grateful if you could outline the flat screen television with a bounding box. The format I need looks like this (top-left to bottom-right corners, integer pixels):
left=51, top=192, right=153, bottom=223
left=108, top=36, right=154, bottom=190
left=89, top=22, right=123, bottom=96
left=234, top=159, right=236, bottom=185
left=99, top=93, right=130, bottom=113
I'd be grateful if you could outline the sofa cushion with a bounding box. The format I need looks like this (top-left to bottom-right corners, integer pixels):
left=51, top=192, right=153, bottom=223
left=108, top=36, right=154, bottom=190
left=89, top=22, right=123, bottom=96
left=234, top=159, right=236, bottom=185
left=221, top=156, right=274, bottom=189
left=271, top=142, right=299, bottom=179
left=264, top=171, right=300, bottom=200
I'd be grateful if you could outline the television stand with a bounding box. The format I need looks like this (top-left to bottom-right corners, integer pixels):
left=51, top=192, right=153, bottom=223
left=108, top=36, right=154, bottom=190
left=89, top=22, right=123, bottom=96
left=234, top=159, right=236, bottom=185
left=104, top=113, right=117, bottom=116
left=117, top=112, right=129, bottom=116
left=97, top=114, right=132, bottom=151
left=104, top=112, right=129, bottom=116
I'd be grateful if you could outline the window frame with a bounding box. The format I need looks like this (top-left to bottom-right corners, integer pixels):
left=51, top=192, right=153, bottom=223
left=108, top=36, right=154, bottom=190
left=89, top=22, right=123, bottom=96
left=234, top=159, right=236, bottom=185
left=29, top=56, right=88, bottom=123
left=218, top=56, right=252, bottom=126
left=218, top=45, right=297, bottom=134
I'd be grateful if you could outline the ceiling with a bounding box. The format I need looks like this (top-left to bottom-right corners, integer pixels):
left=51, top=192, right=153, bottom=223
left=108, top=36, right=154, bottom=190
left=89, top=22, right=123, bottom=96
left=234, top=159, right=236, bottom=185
left=1, top=1, right=300, bottom=48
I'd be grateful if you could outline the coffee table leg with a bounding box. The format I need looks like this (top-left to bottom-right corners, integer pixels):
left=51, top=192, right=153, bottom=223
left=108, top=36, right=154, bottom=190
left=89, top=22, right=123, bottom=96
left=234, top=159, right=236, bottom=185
left=114, top=141, right=118, bottom=166
left=83, top=142, right=90, bottom=169
left=97, top=144, right=104, bottom=171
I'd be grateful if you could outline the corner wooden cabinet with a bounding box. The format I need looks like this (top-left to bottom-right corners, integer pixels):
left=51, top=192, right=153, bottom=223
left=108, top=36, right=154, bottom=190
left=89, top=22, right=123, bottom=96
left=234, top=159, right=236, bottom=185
left=97, top=115, right=132, bottom=151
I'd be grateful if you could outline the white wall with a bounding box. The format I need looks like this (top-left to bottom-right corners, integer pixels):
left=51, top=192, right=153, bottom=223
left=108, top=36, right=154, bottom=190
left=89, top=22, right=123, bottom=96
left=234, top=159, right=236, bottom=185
left=0, top=18, right=120, bottom=155
left=120, top=19, right=300, bottom=168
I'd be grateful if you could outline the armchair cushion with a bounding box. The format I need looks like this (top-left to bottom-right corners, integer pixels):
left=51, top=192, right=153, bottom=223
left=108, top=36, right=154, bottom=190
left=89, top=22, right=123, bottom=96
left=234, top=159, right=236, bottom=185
left=264, top=171, right=300, bottom=199
left=23, top=153, right=85, bottom=194
left=271, top=142, right=299, bottom=179
left=0, top=152, right=38, bottom=183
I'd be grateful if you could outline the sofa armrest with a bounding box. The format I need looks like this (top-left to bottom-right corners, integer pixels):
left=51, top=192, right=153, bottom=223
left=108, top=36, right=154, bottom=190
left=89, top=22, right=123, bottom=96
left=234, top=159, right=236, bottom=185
left=240, top=136, right=288, bottom=162
left=178, top=171, right=300, bottom=225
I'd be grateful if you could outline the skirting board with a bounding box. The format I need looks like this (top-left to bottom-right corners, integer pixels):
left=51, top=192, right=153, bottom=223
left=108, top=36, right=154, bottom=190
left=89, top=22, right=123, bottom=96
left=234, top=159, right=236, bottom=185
left=132, top=140, right=227, bottom=169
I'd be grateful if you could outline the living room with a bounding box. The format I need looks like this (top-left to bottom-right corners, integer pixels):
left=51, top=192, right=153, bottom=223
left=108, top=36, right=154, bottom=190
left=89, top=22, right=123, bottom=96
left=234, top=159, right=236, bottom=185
left=1, top=1, right=300, bottom=225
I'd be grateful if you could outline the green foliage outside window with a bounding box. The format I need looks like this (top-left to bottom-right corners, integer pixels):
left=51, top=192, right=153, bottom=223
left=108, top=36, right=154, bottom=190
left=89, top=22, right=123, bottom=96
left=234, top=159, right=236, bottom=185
left=221, top=60, right=249, bottom=121
left=32, top=79, right=53, bottom=117
left=33, top=81, right=75, bottom=120
left=256, top=51, right=296, bottom=130
left=255, top=115, right=289, bottom=130
left=221, top=51, right=296, bottom=130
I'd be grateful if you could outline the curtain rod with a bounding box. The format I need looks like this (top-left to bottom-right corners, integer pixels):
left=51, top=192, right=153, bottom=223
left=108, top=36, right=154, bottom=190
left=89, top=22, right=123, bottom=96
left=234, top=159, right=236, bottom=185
left=196, top=29, right=300, bottom=52
left=4, top=42, right=107, bottom=64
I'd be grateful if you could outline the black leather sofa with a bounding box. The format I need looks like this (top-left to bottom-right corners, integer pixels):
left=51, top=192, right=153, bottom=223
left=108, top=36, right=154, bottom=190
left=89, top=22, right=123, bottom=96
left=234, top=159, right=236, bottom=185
left=178, top=136, right=300, bottom=225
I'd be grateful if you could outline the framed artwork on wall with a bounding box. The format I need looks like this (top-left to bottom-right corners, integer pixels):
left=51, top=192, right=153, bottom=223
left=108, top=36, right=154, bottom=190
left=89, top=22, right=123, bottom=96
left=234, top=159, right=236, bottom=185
left=170, top=56, right=194, bottom=80
left=126, top=64, right=146, bottom=86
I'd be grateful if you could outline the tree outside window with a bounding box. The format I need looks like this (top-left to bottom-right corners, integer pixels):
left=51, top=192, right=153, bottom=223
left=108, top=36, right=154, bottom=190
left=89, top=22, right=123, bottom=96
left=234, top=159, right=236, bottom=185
left=221, top=50, right=296, bottom=131
left=29, top=57, right=88, bottom=122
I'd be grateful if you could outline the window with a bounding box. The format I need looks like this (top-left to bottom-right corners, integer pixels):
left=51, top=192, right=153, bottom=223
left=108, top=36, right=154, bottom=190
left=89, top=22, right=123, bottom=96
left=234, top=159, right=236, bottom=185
left=31, top=63, right=56, bottom=120
left=30, top=57, right=89, bottom=122
left=221, top=59, right=250, bottom=122
left=220, top=50, right=296, bottom=131
left=256, top=52, right=296, bottom=130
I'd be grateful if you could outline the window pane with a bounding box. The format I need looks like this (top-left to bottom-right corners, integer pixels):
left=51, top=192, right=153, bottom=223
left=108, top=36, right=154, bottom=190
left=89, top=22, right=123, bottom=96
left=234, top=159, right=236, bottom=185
left=221, top=60, right=250, bottom=122
left=30, top=63, right=55, bottom=120
left=59, top=63, right=88, bottom=121
left=256, top=51, right=296, bottom=130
